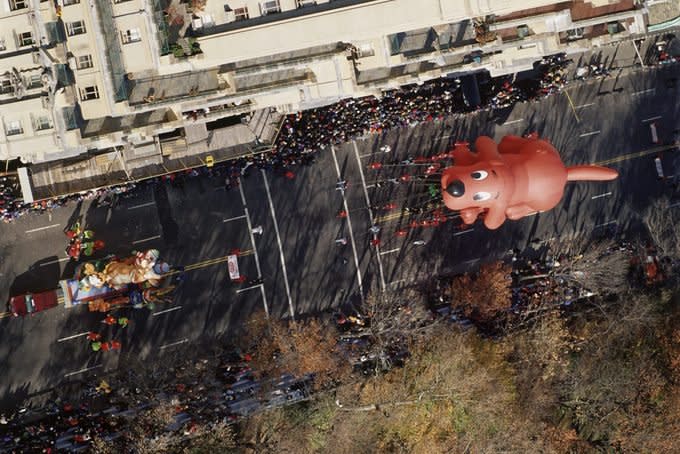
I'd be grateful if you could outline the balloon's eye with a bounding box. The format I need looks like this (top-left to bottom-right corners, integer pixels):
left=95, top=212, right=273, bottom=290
left=471, top=170, right=488, bottom=180
left=473, top=192, right=491, bottom=201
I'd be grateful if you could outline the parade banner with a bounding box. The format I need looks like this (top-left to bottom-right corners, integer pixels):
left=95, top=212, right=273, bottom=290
left=227, top=254, right=240, bottom=280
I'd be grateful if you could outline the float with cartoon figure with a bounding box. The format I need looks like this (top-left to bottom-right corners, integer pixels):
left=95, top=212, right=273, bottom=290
left=60, top=249, right=173, bottom=312
left=8, top=249, right=174, bottom=317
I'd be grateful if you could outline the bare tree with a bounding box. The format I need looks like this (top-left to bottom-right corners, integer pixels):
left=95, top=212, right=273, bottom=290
left=550, top=238, right=630, bottom=295
left=643, top=195, right=680, bottom=259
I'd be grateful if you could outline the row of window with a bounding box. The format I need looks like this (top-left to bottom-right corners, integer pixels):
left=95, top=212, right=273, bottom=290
left=64, top=20, right=142, bottom=44
left=224, top=0, right=317, bottom=21
left=0, top=74, right=45, bottom=93
left=5, top=24, right=140, bottom=50
left=4, top=116, right=53, bottom=136
left=10, top=0, right=135, bottom=10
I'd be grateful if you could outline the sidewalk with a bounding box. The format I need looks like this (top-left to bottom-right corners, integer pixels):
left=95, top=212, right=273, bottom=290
left=26, top=108, right=283, bottom=201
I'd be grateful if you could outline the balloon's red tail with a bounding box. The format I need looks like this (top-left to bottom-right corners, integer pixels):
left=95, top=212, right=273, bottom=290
left=566, top=165, right=619, bottom=182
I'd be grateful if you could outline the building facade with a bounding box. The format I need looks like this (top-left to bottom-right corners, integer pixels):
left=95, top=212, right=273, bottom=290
left=0, top=0, right=648, bottom=171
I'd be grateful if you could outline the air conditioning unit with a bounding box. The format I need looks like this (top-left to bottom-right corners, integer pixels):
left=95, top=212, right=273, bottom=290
left=356, top=43, right=375, bottom=58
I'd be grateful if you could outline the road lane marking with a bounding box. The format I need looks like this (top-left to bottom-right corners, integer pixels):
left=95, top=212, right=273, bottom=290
left=65, top=364, right=102, bottom=378
left=595, top=220, right=617, bottom=228
left=579, top=130, right=601, bottom=138
left=632, top=88, right=655, bottom=96
left=160, top=339, right=188, bottom=350
left=642, top=115, right=662, bottom=123
left=261, top=169, right=295, bottom=321
left=503, top=119, right=523, bottom=125
left=353, top=142, right=386, bottom=291
left=236, top=284, right=263, bottom=294
left=25, top=223, right=60, bottom=234
left=331, top=146, right=365, bottom=299
left=127, top=201, right=155, bottom=210
left=591, top=191, right=612, bottom=199
left=40, top=257, right=70, bottom=267
left=576, top=102, right=595, bottom=109
left=132, top=234, right=161, bottom=245
left=463, top=258, right=480, bottom=265
left=359, top=153, right=373, bottom=158
left=453, top=229, right=474, bottom=236
left=593, top=144, right=669, bottom=166
left=222, top=214, right=247, bottom=223
left=379, top=247, right=401, bottom=256
left=0, top=311, right=11, bottom=319
left=57, top=332, right=91, bottom=343
left=563, top=90, right=580, bottom=123
left=238, top=179, right=269, bottom=318
left=179, top=250, right=253, bottom=273
left=669, top=201, right=680, bottom=208
left=152, top=306, right=182, bottom=316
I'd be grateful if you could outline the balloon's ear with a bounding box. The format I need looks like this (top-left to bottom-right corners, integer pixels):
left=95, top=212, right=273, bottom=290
left=498, top=135, right=528, bottom=154
left=452, top=145, right=477, bottom=166
left=475, top=136, right=501, bottom=161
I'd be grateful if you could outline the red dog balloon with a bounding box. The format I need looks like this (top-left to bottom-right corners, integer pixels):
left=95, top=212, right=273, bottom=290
left=441, top=134, right=618, bottom=229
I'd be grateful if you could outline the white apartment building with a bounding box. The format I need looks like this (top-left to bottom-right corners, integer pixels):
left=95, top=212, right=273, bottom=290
left=0, top=0, right=648, bottom=173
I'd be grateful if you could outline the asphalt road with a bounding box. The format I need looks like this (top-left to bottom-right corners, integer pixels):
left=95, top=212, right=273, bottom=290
left=0, top=62, right=678, bottom=411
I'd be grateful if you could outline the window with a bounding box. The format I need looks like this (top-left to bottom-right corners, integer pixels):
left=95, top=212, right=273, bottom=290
left=80, top=85, right=99, bottom=101
left=33, top=115, right=52, bottom=131
left=67, top=21, right=87, bottom=36
left=10, top=0, right=28, bottom=10
left=19, top=31, right=34, bottom=47
left=28, top=74, right=42, bottom=89
left=62, top=0, right=79, bottom=5
left=234, top=6, right=249, bottom=21
left=566, top=27, right=584, bottom=40
left=296, top=0, right=316, bottom=7
left=5, top=120, right=23, bottom=136
left=121, top=28, right=141, bottom=44
left=260, top=0, right=280, bottom=15
left=77, top=54, right=93, bottom=69
left=1, top=79, right=13, bottom=94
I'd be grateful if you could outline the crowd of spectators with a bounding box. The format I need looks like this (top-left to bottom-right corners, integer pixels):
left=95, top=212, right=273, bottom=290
left=0, top=351, right=311, bottom=452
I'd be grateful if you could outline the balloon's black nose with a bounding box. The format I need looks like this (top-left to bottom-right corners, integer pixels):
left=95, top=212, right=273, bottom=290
left=446, top=180, right=465, bottom=197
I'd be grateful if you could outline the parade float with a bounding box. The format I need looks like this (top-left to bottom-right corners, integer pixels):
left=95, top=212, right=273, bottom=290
left=59, top=249, right=173, bottom=312
left=440, top=133, right=619, bottom=229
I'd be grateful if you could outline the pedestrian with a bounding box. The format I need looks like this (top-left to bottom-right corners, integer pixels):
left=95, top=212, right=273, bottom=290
left=369, top=225, right=381, bottom=235
left=371, top=238, right=381, bottom=246
left=284, top=170, right=295, bottom=179
left=103, top=314, right=116, bottom=325
left=110, top=340, right=122, bottom=350
left=87, top=332, right=101, bottom=341
left=91, top=341, right=102, bottom=352
left=117, top=317, right=129, bottom=328
left=337, top=210, right=348, bottom=218
left=335, top=238, right=348, bottom=245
